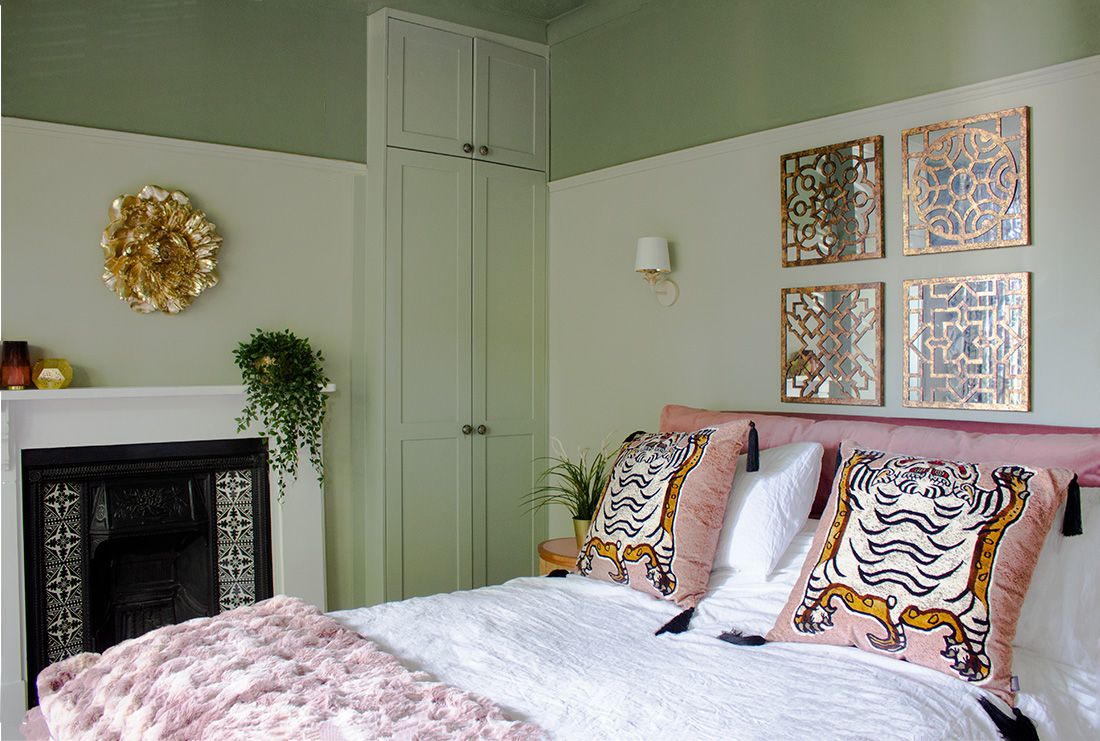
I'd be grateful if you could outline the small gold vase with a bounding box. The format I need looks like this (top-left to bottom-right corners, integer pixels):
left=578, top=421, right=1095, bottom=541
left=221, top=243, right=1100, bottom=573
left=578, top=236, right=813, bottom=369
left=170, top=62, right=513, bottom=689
left=32, top=358, right=74, bottom=389
left=572, top=518, right=591, bottom=549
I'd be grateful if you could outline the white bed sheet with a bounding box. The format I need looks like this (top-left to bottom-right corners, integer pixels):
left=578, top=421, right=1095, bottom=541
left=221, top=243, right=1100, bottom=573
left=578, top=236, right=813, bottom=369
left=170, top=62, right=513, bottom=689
left=332, top=525, right=1099, bottom=740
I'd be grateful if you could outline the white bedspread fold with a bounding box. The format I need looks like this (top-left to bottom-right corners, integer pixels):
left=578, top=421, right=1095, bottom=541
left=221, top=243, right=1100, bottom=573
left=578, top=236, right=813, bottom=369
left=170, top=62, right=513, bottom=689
left=334, top=571, right=1097, bottom=740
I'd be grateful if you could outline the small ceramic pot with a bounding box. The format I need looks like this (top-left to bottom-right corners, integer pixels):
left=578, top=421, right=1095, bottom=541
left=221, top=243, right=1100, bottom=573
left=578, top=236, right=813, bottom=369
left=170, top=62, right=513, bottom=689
left=572, top=518, right=591, bottom=549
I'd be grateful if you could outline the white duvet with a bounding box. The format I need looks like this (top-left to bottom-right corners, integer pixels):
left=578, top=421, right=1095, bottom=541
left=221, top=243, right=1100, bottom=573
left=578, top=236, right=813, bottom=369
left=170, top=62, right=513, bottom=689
left=332, top=527, right=1100, bottom=740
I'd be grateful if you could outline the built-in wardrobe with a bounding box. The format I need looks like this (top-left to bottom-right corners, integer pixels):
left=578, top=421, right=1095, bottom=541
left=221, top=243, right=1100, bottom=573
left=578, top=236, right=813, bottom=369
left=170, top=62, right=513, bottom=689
left=366, top=11, right=548, bottom=600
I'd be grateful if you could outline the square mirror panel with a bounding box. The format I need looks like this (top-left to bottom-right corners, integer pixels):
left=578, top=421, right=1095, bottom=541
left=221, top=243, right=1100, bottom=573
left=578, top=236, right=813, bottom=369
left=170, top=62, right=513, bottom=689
left=781, top=282, right=884, bottom=406
left=902, top=108, right=1029, bottom=254
left=781, top=136, right=884, bottom=266
left=903, top=272, right=1030, bottom=411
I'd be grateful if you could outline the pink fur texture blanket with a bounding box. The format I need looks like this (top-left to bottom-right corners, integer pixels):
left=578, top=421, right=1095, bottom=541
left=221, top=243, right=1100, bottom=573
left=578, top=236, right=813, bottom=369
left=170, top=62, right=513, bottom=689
left=27, top=595, right=543, bottom=740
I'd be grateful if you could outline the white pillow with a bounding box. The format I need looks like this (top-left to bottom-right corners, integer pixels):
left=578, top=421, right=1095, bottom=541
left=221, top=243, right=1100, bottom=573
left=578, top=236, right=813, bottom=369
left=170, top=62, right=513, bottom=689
left=712, top=441, right=823, bottom=579
left=693, top=521, right=817, bottom=636
left=1014, top=486, right=1100, bottom=671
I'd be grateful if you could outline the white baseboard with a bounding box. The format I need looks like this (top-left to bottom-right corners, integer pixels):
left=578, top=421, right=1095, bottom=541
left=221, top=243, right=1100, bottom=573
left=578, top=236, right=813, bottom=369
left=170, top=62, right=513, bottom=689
left=2, top=680, right=28, bottom=739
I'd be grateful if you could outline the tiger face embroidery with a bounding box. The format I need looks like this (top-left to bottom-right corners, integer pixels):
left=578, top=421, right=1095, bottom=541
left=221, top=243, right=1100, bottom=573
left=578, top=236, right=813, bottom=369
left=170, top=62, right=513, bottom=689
left=577, top=430, right=711, bottom=598
left=793, top=448, right=1034, bottom=683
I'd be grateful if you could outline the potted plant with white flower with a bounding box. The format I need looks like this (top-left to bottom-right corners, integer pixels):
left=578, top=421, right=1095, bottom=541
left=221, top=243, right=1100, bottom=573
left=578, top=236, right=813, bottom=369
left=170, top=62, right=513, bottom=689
left=527, top=439, right=616, bottom=548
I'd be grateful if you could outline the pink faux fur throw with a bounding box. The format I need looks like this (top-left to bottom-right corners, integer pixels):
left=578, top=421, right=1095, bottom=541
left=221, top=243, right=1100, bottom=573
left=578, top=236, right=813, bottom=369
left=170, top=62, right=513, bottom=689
left=30, top=595, right=544, bottom=740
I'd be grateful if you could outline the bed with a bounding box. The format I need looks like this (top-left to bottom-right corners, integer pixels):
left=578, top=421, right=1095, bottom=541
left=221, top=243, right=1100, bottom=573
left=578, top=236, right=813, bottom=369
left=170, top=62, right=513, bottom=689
left=333, top=520, right=1100, bottom=739
left=23, top=408, right=1100, bottom=740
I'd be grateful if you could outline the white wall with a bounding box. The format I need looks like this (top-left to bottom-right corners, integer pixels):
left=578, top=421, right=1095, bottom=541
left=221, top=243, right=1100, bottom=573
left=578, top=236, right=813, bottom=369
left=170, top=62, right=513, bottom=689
left=547, top=57, right=1100, bottom=536
left=0, top=120, right=377, bottom=609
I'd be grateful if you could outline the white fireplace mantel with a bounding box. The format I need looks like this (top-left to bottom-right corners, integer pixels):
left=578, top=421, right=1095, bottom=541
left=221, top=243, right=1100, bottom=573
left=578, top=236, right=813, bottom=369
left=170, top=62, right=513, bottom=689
left=0, top=383, right=336, bottom=402
left=0, top=385, right=330, bottom=734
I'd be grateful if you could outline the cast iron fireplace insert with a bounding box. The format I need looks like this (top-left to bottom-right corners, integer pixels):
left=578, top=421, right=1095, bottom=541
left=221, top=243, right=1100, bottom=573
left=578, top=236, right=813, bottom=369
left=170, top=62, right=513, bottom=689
left=21, top=438, right=272, bottom=706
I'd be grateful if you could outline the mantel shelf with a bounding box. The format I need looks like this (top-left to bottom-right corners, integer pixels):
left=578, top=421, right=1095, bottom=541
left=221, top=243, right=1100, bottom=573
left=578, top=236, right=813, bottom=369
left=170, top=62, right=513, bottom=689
left=0, top=384, right=336, bottom=402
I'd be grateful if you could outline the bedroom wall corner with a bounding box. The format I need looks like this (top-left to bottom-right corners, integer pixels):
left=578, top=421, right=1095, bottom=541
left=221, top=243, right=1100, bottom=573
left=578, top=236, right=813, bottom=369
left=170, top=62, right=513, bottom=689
left=0, top=119, right=378, bottom=610
left=545, top=57, right=1100, bottom=537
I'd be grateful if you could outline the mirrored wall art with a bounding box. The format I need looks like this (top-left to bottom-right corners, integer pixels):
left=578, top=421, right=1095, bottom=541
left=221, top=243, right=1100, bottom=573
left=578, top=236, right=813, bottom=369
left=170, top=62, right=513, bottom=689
left=902, top=107, right=1029, bottom=255
left=903, top=273, right=1030, bottom=411
left=781, top=136, right=884, bottom=266
left=781, top=282, right=883, bottom=406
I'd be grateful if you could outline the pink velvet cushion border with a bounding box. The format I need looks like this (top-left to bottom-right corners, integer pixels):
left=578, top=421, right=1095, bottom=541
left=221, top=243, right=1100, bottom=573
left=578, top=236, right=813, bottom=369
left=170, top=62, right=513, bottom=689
left=578, top=421, right=750, bottom=608
left=660, top=405, right=1100, bottom=517
left=766, top=441, right=1074, bottom=705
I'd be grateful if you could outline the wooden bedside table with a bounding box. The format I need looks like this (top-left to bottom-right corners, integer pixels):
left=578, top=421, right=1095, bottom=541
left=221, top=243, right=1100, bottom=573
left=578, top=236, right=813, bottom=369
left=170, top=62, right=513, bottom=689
left=537, top=538, right=579, bottom=575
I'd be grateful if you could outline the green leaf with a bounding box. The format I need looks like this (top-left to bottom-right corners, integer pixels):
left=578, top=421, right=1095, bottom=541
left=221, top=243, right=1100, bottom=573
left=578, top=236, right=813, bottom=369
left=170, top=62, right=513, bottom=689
left=525, top=442, right=616, bottom=520
left=234, top=328, right=330, bottom=499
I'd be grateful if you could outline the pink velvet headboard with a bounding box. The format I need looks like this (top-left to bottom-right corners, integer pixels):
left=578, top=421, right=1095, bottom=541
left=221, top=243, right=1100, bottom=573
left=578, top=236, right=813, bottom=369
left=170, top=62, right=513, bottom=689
left=660, top=405, right=1100, bottom=517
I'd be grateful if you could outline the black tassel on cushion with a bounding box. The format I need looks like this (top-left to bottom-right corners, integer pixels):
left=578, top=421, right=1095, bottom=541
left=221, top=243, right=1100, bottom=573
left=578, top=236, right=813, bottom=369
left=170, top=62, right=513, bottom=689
left=977, top=697, right=1039, bottom=741
left=655, top=607, right=694, bottom=635
left=746, top=421, right=760, bottom=472
left=718, top=630, right=766, bottom=646
left=1062, top=474, right=1082, bottom=536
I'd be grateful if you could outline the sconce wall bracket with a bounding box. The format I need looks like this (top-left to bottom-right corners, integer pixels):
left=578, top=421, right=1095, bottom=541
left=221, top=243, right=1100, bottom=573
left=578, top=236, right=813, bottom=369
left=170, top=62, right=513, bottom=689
left=652, top=277, right=679, bottom=306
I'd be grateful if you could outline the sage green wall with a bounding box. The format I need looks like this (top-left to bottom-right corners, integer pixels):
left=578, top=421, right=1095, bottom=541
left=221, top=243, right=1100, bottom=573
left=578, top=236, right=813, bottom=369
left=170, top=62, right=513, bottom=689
left=0, top=120, right=373, bottom=610
left=549, top=0, right=1100, bottom=178
left=1, top=0, right=545, bottom=164
left=546, top=58, right=1100, bottom=535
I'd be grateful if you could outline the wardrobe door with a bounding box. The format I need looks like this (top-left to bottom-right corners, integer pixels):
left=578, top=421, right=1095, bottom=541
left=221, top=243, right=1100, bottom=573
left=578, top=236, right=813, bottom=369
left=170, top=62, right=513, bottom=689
left=385, top=148, right=474, bottom=599
left=471, top=161, right=547, bottom=586
left=387, top=19, right=474, bottom=158
left=473, top=38, right=546, bottom=171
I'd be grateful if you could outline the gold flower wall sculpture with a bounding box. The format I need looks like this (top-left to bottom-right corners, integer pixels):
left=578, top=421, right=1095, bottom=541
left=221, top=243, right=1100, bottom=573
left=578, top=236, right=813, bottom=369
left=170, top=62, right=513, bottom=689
left=101, top=185, right=222, bottom=314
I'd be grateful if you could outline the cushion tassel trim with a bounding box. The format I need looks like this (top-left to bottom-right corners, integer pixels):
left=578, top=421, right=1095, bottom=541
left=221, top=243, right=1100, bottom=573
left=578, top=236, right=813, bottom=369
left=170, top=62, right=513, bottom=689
left=655, top=607, right=694, bottom=635
left=1062, top=474, right=1082, bottom=536
left=718, top=630, right=767, bottom=646
left=746, top=421, right=760, bottom=472
left=977, top=697, right=1039, bottom=741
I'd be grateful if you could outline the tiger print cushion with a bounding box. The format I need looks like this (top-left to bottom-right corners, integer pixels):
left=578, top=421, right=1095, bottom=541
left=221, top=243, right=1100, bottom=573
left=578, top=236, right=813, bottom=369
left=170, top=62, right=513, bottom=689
left=766, top=441, right=1075, bottom=705
left=576, top=421, right=750, bottom=608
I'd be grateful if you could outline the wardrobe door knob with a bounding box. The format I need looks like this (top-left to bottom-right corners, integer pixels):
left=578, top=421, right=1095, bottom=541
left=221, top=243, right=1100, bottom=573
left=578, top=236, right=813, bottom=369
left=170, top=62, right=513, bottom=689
left=462, top=143, right=473, bottom=153
left=476, top=424, right=488, bottom=435
left=478, top=145, right=489, bottom=156
left=461, top=424, right=473, bottom=435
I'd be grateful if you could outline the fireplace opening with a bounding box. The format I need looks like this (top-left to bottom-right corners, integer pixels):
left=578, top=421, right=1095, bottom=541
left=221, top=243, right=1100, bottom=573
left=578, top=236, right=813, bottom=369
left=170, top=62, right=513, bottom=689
left=22, top=439, right=271, bottom=705
left=87, top=475, right=215, bottom=649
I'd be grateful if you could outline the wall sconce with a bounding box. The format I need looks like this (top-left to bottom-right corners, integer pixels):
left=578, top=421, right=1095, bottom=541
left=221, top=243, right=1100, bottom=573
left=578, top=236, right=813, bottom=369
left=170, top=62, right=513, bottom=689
left=634, top=236, right=679, bottom=306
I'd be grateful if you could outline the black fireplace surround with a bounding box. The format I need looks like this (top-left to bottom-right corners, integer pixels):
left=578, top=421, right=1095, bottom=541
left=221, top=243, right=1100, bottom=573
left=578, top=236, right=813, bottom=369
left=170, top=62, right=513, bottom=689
left=22, top=439, right=273, bottom=705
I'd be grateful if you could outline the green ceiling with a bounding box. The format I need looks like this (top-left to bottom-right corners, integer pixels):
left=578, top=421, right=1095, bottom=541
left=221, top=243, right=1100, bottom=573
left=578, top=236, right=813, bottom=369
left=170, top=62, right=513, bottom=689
left=0, top=0, right=646, bottom=164
left=365, top=0, right=643, bottom=42
left=5, top=0, right=1099, bottom=176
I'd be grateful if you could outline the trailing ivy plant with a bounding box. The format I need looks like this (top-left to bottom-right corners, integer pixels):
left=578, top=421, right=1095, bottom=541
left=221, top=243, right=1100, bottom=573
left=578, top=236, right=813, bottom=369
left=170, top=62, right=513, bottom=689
left=234, top=329, right=330, bottom=498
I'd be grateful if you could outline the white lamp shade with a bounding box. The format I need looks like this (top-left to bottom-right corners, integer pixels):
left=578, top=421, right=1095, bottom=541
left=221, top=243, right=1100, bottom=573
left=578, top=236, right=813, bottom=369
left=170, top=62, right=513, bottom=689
left=635, top=237, right=670, bottom=273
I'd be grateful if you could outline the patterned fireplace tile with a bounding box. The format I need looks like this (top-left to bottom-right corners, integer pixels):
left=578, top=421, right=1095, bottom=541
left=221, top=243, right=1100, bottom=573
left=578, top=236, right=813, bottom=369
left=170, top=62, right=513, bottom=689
left=41, top=483, right=83, bottom=663
left=215, top=470, right=257, bottom=610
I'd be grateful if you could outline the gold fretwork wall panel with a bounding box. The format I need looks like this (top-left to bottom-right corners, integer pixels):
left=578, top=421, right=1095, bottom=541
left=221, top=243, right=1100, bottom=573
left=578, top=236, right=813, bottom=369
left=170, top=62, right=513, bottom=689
left=781, top=282, right=884, bottom=406
left=902, top=273, right=1030, bottom=411
left=902, top=108, right=1029, bottom=254
left=781, top=136, right=884, bottom=266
